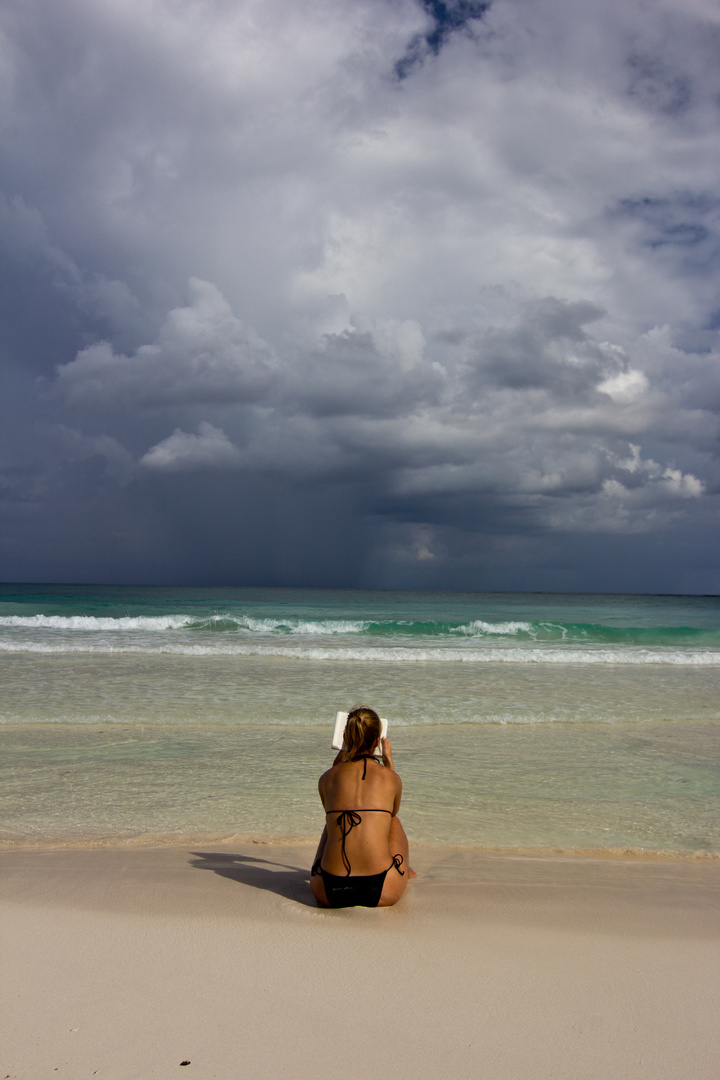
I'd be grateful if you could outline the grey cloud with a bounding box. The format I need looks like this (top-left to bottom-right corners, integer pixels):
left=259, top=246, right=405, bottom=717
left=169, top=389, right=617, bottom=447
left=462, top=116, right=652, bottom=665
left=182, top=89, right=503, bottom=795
left=461, top=299, right=609, bottom=397
left=384, top=424, right=705, bottom=513
left=55, top=279, right=276, bottom=407
left=0, top=194, right=145, bottom=346
left=2, top=0, right=720, bottom=590
left=49, top=282, right=720, bottom=538
left=285, top=323, right=443, bottom=418
left=611, top=194, right=719, bottom=272
left=626, top=52, right=692, bottom=117
left=54, top=279, right=444, bottom=419
left=49, top=425, right=136, bottom=485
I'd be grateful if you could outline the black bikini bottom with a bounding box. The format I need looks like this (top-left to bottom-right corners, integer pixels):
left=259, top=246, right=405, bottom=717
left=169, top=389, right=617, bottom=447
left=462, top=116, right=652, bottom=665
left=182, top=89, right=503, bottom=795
left=313, top=856, right=404, bottom=909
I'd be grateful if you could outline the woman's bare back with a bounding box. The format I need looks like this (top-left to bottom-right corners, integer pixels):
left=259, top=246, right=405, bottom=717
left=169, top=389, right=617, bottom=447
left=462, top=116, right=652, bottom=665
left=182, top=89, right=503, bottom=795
left=319, top=756, right=401, bottom=876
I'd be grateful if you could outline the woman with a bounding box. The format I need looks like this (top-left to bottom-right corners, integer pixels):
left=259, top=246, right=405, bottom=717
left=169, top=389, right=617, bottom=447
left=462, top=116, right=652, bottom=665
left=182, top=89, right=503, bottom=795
left=310, top=705, right=411, bottom=908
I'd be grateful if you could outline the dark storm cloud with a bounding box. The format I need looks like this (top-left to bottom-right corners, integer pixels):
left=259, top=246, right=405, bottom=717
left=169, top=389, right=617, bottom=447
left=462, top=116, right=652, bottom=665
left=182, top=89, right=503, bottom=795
left=1, top=0, right=719, bottom=591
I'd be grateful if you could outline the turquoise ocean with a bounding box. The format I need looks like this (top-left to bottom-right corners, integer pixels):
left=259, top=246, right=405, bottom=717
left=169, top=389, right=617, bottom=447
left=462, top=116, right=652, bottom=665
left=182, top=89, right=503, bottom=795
left=1, top=585, right=719, bottom=854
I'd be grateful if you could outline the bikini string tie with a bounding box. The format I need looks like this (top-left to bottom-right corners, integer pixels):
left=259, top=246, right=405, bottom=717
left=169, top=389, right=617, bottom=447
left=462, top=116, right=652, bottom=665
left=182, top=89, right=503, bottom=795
left=335, top=810, right=363, bottom=876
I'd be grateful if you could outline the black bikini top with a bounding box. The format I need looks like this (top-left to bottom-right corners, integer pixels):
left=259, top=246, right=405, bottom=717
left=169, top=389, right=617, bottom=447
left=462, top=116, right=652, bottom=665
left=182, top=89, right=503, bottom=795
left=325, top=755, right=393, bottom=875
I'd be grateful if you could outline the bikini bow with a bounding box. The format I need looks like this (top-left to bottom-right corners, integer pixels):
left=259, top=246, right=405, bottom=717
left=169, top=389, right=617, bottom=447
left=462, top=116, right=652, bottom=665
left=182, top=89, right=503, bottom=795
left=335, top=810, right=363, bottom=875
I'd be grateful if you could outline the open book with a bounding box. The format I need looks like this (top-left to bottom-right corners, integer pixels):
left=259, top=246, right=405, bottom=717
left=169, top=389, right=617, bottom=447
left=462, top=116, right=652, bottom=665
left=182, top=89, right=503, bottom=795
left=332, top=711, right=388, bottom=757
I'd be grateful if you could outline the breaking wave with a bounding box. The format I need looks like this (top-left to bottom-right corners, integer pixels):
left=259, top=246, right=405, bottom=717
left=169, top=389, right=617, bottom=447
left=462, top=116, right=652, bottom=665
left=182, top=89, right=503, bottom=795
left=2, top=612, right=719, bottom=645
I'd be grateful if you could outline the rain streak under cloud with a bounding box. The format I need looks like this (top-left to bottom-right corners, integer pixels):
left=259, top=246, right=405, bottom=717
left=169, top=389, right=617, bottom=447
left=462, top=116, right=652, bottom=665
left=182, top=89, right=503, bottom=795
left=1, top=0, right=719, bottom=592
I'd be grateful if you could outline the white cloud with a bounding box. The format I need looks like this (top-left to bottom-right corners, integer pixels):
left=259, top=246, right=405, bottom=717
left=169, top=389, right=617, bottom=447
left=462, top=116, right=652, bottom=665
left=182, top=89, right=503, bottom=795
left=609, top=444, right=704, bottom=499
left=597, top=369, right=649, bottom=404
left=140, top=422, right=241, bottom=471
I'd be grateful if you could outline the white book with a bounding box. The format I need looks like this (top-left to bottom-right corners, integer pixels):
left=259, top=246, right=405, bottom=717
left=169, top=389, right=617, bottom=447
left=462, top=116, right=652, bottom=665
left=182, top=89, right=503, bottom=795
left=332, top=711, right=388, bottom=756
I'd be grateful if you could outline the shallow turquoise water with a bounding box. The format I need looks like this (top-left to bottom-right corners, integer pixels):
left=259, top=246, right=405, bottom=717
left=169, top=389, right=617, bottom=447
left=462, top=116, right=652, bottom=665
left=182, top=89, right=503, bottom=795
left=2, top=717, right=718, bottom=852
left=1, top=586, right=719, bottom=851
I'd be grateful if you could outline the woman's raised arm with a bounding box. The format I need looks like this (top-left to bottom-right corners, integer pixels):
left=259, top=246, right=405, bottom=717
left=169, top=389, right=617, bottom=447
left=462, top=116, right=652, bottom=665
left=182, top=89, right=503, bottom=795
left=381, top=736, right=395, bottom=771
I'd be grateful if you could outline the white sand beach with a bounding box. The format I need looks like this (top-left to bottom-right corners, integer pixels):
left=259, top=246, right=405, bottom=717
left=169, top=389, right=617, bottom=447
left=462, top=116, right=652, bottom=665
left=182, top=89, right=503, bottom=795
left=2, top=843, right=719, bottom=1080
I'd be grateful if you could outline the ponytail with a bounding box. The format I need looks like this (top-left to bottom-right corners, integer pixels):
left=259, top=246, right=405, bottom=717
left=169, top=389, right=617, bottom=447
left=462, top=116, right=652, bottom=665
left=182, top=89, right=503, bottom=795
left=343, top=706, right=381, bottom=760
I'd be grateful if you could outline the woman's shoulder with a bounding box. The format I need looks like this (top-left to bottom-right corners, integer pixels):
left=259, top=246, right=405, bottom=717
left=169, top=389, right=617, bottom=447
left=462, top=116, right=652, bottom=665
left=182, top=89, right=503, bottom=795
left=318, top=760, right=351, bottom=786
left=318, top=765, right=336, bottom=787
left=368, top=758, right=402, bottom=794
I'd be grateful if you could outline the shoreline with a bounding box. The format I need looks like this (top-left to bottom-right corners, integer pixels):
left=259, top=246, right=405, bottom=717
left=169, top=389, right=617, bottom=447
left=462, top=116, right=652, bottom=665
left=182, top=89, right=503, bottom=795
left=2, top=834, right=720, bottom=859
left=2, top=842, right=719, bottom=1079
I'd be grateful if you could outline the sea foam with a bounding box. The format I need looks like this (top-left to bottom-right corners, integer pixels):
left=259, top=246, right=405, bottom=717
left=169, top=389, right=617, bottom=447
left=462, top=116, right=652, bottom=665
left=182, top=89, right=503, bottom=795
left=2, top=638, right=719, bottom=664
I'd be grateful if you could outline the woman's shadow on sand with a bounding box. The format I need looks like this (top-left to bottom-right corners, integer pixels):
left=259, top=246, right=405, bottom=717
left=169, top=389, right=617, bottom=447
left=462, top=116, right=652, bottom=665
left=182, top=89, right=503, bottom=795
left=189, top=851, right=316, bottom=906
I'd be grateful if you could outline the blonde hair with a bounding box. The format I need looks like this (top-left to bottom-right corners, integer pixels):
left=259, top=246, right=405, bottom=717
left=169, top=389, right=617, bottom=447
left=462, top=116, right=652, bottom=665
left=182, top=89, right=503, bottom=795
left=343, top=706, right=381, bottom=760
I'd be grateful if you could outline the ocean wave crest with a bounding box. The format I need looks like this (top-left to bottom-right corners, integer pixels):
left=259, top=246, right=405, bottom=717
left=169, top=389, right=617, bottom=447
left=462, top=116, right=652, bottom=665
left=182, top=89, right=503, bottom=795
left=234, top=616, right=367, bottom=634
left=0, top=613, right=368, bottom=634
left=453, top=620, right=534, bottom=636
left=0, top=614, right=195, bottom=631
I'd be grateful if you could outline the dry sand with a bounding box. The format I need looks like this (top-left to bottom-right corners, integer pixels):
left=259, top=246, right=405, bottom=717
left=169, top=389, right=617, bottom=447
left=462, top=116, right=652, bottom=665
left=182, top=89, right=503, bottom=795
left=1, top=842, right=719, bottom=1080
